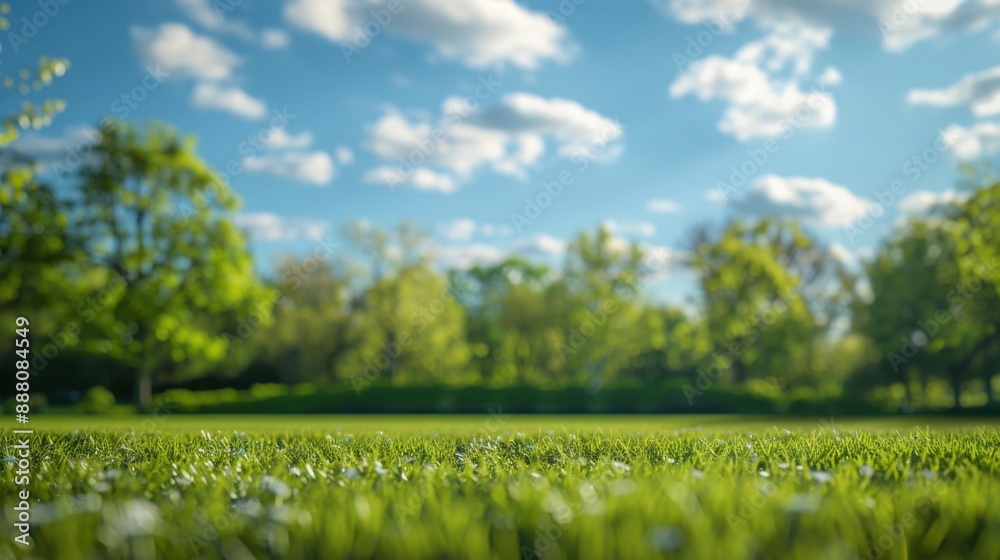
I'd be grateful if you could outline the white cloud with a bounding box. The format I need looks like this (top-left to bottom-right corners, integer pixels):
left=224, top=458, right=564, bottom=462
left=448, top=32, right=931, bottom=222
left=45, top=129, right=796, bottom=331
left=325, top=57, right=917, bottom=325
left=234, top=212, right=330, bottom=241
left=363, top=166, right=457, bottom=193
left=335, top=145, right=355, bottom=165
left=670, top=21, right=837, bottom=141
left=827, top=242, right=855, bottom=265
left=436, top=243, right=506, bottom=269
left=192, top=83, right=267, bottom=119
left=14, top=126, right=99, bottom=159
left=438, top=219, right=478, bottom=241
left=265, top=129, right=314, bottom=150
left=130, top=23, right=240, bottom=81
left=603, top=219, right=657, bottom=237
left=515, top=234, right=567, bottom=256
left=480, top=223, right=513, bottom=237
left=908, top=65, right=1000, bottom=117
left=898, top=189, right=969, bottom=214
left=283, top=0, right=573, bottom=69
left=941, top=121, right=1000, bottom=159
left=363, top=92, right=622, bottom=191
left=816, top=66, right=843, bottom=87
left=176, top=0, right=291, bottom=48
left=243, top=151, right=336, bottom=185
left=728, top=174, right=871, bottom=227
left=658, top=0, right=1000, bottom=51
left=646, top=199, right=681, bottom=213
left=261, top=28, right=291, bottom=49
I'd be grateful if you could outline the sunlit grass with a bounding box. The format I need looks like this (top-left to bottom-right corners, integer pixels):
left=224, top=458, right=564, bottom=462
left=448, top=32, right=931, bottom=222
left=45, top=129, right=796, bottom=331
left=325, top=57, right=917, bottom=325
left=3, top=416, right=1000, bottom=559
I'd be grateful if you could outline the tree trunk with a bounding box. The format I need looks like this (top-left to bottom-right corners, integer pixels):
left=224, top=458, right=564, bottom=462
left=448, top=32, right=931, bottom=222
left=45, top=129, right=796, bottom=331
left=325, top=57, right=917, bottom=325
left=949, top=372, right=962, bottom=410
left=135, top=366, right=153, bottom=412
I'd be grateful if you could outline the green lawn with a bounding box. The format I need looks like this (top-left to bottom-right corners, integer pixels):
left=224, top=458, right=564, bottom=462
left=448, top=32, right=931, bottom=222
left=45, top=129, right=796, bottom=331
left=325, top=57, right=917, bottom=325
left=3, top=416, right=1000, bottom=559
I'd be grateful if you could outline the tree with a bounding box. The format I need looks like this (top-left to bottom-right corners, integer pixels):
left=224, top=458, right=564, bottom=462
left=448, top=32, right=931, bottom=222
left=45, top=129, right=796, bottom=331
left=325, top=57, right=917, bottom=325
left=71, top=121, right=275, bottom=409
left=453, top=257, right=562, bottom=385
left=253, top=257, right=359, bottom=384
left=1, top=49, right=72, bottom=308
left=343, top=221, right=470, bottom=389
left=689, top=219, right=845, bottom=386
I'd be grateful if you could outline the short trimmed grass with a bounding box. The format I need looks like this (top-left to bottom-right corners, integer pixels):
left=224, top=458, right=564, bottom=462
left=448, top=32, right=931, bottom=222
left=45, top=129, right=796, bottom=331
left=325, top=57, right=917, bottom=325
left=3, top=416, right=1000, bottom=559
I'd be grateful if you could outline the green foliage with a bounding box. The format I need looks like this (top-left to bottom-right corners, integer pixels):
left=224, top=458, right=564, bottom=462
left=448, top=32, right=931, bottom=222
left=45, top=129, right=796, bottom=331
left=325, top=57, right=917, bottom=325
left=690, top=219, right=847, bottom=385
left=2, top=417, right=999, bottom=559
left=65, top=121, right=276, bottom=408
left=80, top=386, right=116, bottom=414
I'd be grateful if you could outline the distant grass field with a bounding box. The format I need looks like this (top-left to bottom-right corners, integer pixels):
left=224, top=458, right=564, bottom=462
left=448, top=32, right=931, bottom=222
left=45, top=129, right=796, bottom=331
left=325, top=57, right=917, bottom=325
left=3, top=415, right=1000, bottom=559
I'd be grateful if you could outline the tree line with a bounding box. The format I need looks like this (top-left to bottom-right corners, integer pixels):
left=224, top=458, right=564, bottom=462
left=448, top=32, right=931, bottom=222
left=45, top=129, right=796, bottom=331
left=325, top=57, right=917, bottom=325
left=2, top=114, right=999, bottom=410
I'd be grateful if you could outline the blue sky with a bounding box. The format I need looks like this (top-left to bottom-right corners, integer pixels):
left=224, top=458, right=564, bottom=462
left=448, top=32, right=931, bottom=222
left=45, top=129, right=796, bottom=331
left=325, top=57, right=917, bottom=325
left=8, top=0, right=1000, bottom=304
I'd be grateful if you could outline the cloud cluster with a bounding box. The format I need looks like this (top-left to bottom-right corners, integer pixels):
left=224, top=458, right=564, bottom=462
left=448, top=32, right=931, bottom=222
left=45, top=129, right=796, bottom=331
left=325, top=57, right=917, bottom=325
left=234, top=212, right=330, bottom=241
left=131, top=22, right=267, bottom=120
left=941, top=121, right=1000, bottom=159
left=192, top=83, right=267, bottom=119
left=177, top=0, right=291, bottom=48
left=898, top=189, right=969, bottom=214
left=670, top=21, right=838, bottom=140
left=242, top=127, right=336, bottom=186
left=283, top=0, right=573, bottom=69
left=659, top=0, right=1000, bottom=51
left=725, top=174, right=871, bottom=227
left=363, top=92, right=623, bottom=192
left=908, top=65, right=1000, bottom=117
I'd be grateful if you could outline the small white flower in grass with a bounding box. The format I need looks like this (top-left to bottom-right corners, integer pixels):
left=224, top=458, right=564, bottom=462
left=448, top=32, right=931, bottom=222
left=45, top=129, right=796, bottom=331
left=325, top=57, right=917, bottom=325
left=759, top=471, right=770, bottom=478
left=400, top=472, right=408, bottom=481
left=777, top=462, right=790, bottom=469
left=290, top=467, right=302, bottom=477
left=104, top=499, right=163, bottom=537
left=811, top=471, right=833, bottom=484
left=374, top=461, right=388, bottom=476
left=232, top=498, right=264, bottom=517
left=859, top=465, right=874, bottom=477
left=921, top=469, right=936, bottom=479
left=691, top=469, right=705, bottom=479
left=863, top=497, right=877, bottom=509
left=261, top=475, right=291, bottom=499
left=342, top=467, right=359, bottom=480
left=305, top=464, right=315, bottom=479
left=611, top=461, right=630, bottom=473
